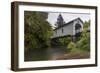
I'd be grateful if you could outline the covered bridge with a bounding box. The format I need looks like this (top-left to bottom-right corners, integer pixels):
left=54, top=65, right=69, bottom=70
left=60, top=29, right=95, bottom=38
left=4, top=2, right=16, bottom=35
left=51, top=17, right=83, bottom=41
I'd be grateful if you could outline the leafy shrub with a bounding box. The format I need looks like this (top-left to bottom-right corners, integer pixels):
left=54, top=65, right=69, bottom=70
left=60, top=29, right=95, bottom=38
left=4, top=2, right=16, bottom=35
left=67, top=42, right=76, bottom=52
left=59, top=36, right=71, bottom=46
left=76, top=20, right=90, bottom=52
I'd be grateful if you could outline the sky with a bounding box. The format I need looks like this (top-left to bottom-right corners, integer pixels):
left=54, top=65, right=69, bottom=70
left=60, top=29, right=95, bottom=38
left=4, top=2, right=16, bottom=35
left=47, top=12, right=91, bottom=28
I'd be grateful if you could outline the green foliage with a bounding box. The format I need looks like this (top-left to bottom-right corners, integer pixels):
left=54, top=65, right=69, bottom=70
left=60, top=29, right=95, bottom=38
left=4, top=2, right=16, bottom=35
left=68, top=42, right=76, bottom=49
left=76, top=20, right=90, bottom=52
left=59, top=36, right=71, bottom=46
left=76, top=31, right=90, bottom=51
left=67, top=42, right=76, bottom=52
left=83, top=20, right=90, bottom=29
left=24, top=11, right=53, bottom=51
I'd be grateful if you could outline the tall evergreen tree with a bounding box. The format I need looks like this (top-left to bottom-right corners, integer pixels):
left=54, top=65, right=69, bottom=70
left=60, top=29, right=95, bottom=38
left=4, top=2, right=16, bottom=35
left=55, top=14, right=65, bottom=27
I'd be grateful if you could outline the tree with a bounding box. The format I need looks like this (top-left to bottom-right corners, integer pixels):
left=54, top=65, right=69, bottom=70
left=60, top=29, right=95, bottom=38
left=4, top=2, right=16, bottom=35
left=24, top=11, right=53, bottom=51
left=55, top=14, right=65, bottom=27
left=83, top=20, right=90, bottom=29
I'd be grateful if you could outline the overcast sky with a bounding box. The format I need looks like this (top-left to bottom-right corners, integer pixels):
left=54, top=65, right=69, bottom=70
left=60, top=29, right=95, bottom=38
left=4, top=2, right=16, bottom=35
left=47, top=12, right=90, bottom=28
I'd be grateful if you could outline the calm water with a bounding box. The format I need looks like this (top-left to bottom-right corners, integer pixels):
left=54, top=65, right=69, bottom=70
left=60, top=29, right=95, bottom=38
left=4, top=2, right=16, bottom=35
left=24, top=47, right=66, bottom=61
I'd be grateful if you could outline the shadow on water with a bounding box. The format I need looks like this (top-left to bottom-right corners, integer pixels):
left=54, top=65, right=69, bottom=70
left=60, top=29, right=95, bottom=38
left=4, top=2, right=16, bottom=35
left=24, top=48, right=49, bottom=61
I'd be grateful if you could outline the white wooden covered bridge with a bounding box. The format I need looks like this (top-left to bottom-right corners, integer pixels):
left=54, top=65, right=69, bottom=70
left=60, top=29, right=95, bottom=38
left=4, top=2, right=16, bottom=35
left=51, top=17, right=83, bottom=39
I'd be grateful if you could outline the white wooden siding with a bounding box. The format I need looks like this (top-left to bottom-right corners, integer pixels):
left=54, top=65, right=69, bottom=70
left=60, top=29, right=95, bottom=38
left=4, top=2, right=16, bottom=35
left=52, top=22, right=73, bottom=38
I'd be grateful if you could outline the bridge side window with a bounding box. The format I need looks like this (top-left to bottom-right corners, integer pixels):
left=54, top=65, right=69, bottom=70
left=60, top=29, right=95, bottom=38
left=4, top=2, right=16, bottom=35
left=62, top=28, right=64, bottom=33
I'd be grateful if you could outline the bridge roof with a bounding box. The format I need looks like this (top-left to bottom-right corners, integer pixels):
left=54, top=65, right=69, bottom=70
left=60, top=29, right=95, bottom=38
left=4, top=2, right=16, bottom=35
left=54, top=18, right=83, bottom=30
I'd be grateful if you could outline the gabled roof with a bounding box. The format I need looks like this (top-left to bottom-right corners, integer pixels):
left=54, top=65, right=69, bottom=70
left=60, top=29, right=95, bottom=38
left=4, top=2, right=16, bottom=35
left=54, top=18, right=83, bottom=30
